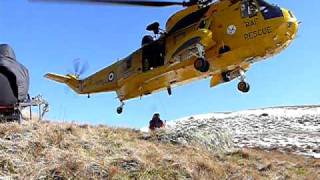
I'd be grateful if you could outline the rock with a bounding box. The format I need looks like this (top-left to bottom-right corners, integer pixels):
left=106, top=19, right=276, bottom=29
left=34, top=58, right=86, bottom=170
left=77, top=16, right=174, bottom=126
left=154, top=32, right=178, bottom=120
left=141, top=134, right=152, bottom=141
left=293, top=163, right=303, bottom=168
left=256, top=163, right=272, bottom=171
left=275, top=161, right=287, bottom=167
left=225, top=149, right=249, bottom=159
left=312, top=148, right=320, bottom=153
left=0, top=176, right=15, bottom=180
left=4, top=133, right=22, bottom=141
left=84, top=163, right=109, bottom=178
left=118, top=159, right=141, bottom=172
left=227, top=172, right=244, bottom=180
left=177, top=137, right=188, bottom=145
left=245, top=175, right=254, bottom=180
left=259, top=113, right=269, bottom=117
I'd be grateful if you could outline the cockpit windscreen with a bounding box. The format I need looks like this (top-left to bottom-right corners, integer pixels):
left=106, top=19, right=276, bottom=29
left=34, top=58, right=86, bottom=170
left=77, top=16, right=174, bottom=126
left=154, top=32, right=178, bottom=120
left=256, top=0, right=283, bottom=19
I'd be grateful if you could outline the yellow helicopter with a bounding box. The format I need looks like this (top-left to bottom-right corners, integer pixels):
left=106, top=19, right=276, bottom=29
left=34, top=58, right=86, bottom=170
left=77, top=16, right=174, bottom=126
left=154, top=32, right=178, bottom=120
left=42, top=0, right=299, bottom=114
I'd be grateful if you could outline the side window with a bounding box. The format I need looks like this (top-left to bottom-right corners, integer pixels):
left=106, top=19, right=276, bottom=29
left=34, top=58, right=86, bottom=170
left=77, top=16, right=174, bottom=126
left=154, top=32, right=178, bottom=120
left=198, top=19, right=206, bottom=29
left=198, top=18, right=211, bottom=29
left=169, top=7, right=210, bottom=34
left=241, top=0, right=258, bottom=18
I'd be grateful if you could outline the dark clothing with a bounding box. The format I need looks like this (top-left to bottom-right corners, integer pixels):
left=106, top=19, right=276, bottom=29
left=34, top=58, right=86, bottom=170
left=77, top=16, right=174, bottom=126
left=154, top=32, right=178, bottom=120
left=142, top=39, right=165, bottom=72
left=0, top=72, right=17, bottom=105
left=149, top=117, right=164, bottom=130
left=0, top=44, right=29, bottom=105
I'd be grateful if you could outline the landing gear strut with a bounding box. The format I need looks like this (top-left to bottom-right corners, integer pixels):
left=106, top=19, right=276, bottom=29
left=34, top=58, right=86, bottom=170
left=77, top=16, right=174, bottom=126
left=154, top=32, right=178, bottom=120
left=167, top=87, right=172, bottom=96
left=193, top=44, right=210, bottom=73
left=117, top=101, right=125, bottom=114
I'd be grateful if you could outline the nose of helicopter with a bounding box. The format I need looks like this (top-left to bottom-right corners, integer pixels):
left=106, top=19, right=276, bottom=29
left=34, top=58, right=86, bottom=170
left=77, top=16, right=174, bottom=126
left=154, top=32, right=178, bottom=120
left=270, top=8, right=299, bottom=52
left=282, top=8, right=299, bottom=40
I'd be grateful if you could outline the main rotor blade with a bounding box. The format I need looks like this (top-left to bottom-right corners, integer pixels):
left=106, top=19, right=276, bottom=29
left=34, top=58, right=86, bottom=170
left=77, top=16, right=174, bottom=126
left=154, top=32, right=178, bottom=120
left=73, top=58, right=81, bottom=75
left=30, top=0, right=185, bottom=7
left=78, top=61, right=89, bottom=76
left=72, top=58, right=89, bottom=77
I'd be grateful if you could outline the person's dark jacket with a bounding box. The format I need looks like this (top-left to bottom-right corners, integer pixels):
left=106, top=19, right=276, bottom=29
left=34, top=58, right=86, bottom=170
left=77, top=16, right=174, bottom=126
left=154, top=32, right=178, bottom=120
left=0, top=44, right=29, bottom=105
left=149, top=117, right=164, bottom=130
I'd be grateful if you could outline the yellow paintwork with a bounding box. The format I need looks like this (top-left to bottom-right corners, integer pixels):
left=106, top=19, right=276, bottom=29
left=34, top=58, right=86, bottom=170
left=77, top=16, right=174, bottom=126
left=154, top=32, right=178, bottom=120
left=45, top=0, right=299, bottom=103
left=166, top=5, right=199, bottom=32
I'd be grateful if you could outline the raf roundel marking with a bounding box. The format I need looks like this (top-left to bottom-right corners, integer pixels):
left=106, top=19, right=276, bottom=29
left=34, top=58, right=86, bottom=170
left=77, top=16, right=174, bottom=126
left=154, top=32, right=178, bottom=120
left=227, top=25, right=237, bottom=35
left=108, top=72, right=115, bottom=82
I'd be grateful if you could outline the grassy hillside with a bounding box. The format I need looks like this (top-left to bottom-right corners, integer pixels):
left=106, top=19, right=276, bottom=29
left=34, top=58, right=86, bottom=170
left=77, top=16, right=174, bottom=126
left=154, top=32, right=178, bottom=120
left=0, top=120, right=319, bottom=179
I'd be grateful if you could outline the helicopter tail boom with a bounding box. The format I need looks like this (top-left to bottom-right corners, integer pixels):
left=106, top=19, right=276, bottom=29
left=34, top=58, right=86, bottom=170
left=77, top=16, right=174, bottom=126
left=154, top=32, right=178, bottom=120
left=45, top=73, right=82, bottom=94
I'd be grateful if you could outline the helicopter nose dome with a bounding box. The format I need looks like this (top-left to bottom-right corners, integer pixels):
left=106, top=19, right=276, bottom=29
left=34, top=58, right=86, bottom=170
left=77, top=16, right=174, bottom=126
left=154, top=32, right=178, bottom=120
left=283, top=9, right=299, bottom=40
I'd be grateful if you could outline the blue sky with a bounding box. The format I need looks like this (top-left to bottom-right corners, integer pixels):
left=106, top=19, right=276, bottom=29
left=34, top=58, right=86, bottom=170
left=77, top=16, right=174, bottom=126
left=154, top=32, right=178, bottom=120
left=0, top=0, right=319, bottom=128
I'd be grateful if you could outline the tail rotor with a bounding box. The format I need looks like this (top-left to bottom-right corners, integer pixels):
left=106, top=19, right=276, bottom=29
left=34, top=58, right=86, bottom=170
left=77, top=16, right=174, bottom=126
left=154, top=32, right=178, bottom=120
left=71, top=58, right=89, bottom=79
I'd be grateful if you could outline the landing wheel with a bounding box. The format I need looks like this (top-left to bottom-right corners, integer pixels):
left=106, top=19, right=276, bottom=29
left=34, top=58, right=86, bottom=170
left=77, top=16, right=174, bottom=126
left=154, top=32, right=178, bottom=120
left=238, top=81, right=250, bottom=93
left=117, top=107, right=123, bottom=114
left=194, top=58, right=210, bottom=72
left=117, top=101, right=125, bottom=114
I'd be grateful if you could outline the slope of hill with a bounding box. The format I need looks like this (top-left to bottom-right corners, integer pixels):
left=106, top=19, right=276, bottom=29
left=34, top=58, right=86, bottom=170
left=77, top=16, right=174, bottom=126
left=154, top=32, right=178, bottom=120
left=165, top=105, right=320, bottom=158
left=0, top=106, right=319, bottom=179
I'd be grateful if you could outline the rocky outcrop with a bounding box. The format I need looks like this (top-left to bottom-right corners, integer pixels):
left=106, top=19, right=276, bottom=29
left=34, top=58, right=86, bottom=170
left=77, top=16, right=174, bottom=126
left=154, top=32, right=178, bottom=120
left=162, top=106, right=320, bottom=158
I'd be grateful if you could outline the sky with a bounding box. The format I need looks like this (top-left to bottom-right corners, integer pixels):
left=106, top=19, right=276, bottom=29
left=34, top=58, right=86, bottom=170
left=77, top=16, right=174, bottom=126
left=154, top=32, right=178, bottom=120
left=0, top=0, right=319, bottom=128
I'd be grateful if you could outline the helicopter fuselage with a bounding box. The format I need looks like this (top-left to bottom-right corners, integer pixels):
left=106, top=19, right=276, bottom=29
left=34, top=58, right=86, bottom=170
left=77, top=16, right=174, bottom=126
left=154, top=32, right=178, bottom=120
left=46, top=0, right=299, bottom=105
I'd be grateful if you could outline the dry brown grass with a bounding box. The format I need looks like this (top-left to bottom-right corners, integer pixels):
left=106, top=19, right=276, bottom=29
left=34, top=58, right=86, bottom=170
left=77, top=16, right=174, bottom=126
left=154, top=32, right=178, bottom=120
left=0, top=120, right=318, bottom=179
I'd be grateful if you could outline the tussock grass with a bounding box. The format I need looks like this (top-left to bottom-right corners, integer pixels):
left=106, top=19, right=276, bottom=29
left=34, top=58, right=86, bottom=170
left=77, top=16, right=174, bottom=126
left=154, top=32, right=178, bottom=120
left=0, top=120, right=318, bottom=179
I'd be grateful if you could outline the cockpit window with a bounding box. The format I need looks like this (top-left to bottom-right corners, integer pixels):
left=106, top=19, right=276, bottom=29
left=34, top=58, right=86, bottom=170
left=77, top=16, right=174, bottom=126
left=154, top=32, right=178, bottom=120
left=257, top=0, right=283, bottom=19
left=241, top=0, right=259, bottom=18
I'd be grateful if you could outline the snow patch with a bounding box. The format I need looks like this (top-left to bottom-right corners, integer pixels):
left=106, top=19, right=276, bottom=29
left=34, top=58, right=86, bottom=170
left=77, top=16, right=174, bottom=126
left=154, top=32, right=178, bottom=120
left=142, top=106, right=320, bottom=158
